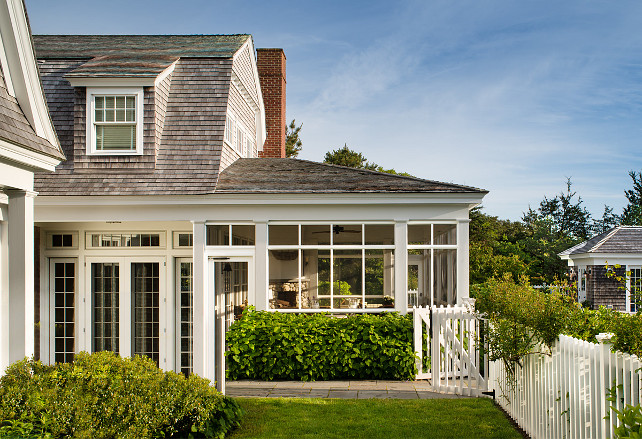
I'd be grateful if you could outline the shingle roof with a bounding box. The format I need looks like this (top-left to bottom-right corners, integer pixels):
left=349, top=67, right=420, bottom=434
left=0, top=64, right=64, bottom=160
left=33, top=35, right=250, bottom=77
left=559, top=226, right=642, bottom=256
left=215, top=158, right=487, bottom=194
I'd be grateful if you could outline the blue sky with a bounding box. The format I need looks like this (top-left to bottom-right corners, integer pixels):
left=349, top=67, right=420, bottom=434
left=26, top=0, right=642, bottom=220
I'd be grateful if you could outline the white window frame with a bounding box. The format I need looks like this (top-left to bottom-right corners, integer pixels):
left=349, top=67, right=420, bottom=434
left=46, top=231, right=79, bottom=250
left=86, top=87, right=144, bottom=156
left=224, top=112, right=235, bottom=147
left=626, top=265, right=641, bottom=313
left=236, top=126, right=244, bottom=155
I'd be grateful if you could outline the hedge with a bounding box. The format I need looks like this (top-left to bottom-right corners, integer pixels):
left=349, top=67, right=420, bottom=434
left=0, top=352, right=242, bottom=439
left=226, top=309, right=416, bottom=381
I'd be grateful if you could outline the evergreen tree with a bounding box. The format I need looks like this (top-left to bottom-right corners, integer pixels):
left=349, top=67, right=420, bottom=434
left=323, top=145, right=413, bottom=176
left=621, top=171, right=642, bottom=225
left=285, top=119, right=303, bottom=158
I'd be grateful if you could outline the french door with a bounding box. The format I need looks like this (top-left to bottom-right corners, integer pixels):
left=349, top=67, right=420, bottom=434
left=85, top=257, right=165, bottom=364
left=49, top=258, right=77, bottom=364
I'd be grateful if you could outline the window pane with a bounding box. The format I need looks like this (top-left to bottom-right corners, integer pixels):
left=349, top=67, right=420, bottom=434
left=434, top=249, right=456, bottom=306
left=126, top=109, right=135, bottom=122
left=232, top=225, right=255, bottom=245
left=332, top=250, right=362, bottom=309
left=104, top=109, right=115, bottom=122
left=364, top=224, right=394, bottom=245
left=269, top=250, right=299, bottom=309
left=95, top=96, right=104, bottom=109
left=301, top=225, right=330, bottom=245
left=104, top=96, right=115, bottom=109
left=126, top=96, right=135, bottom=108
left=93, top=263, right=119, bottom=354
left=365, top=249, right=395, bottom=308
left=206, top=225, right=229, bottom=246
left=53, top=262, right=75, bottom=363
left=96, top=125, right=135, bottom=151
left=95, top=110, right=104, bottom=122
left=408, top=225, right=431, bottom=245
left=332, top=225, right=362, bottom=245
left=133, top=263, right=160, bottom=366
left=115, top=96, right=126, bottom=109
left=269, top=225, right=298, bottom=245
left=115, top=109, right=126, bottom=122
left=434, top=224, right=456, bottom=245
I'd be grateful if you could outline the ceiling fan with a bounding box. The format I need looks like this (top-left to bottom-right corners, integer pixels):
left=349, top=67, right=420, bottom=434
left=312, top=225, right=360, bottom=235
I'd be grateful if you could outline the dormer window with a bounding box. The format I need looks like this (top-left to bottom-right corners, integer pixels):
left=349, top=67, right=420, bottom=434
left=87, top=87, right=144, bottom=155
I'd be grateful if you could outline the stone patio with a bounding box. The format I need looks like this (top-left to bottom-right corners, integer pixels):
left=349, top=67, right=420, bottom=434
left=226, top=380, right=471, bottom=399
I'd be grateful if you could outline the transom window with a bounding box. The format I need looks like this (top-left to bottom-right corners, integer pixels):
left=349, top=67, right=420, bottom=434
left=87, top=88, right=143, bottom=155
left=86, top=232, right=165, bottom=249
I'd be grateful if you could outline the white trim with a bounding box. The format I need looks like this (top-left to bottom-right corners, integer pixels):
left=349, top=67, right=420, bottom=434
left=45, top=231, right=79, bottom=250
left=69, top=77, right=156, bottom=87
left=0, top=138, right=61, bottom=171
left=0, top=0, right=60, bottom=147
left=154, top=62, right=177, bottom=87
left=85, top=87, right=144, bottom=156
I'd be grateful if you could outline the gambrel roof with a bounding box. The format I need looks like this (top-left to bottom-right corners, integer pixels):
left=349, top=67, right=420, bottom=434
left=559, top=226, right=642, bottom=256
left=33, top=35, right=250, bottom=78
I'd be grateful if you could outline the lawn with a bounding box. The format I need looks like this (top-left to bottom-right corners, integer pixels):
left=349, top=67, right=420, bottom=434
left=228, top=397, right=522, bottom=439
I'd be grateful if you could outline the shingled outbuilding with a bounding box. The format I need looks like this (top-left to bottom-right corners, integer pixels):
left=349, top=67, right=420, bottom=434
left=30, top=34, right=487, bottom=391
left=559, top=226, right=642, bottom=312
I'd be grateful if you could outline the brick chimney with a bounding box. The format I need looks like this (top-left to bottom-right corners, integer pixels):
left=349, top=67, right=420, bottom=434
left=256, top=48, right=286, bottom=158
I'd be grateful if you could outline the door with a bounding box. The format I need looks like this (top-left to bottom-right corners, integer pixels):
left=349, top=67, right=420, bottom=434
left=86, top=257, right=165, bottom=364
left=408, top=254, right=427, bottom=307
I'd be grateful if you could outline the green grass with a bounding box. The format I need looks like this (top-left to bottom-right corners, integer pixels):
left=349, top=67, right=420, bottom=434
left=228, top=397, right=522, bottom=439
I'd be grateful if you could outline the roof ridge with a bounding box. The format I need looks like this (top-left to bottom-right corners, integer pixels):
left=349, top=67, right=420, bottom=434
left=285, top=158, right=488, bottom=193
left=34, top=34, right=251, bottom=37
left=589, top=227, right=621, bottom=253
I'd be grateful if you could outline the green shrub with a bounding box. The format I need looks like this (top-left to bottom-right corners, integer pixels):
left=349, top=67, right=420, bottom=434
left=226, top=308, right=416, bottom=381
left=0, top=352, right=242, bottom=439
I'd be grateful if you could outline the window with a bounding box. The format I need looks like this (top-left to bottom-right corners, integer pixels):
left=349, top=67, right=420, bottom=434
left=92, top=263, right=119, bottom=353
left=86, top=232, right=165, bottom=249
left=206, top=225, right=255, bottom=246
left=630, top=268, right=641, bottom=313
left=47, top=232, right=78, bottom=249
left=173, top=232, right=193, bottom=248
left=267, top=223, right=395, bottom=311
left=224, top=113, right=235, bottom=146
left=51, top=260, right=75, bottom=363
left=87, top=88, right=143, bottom=155
left=132, top=263, right=160, bottom=366
left=246, top=137, right=252, bottom=157
left=176, top=260, right=193, bottom=375
left=236, top=126, right=244, bottom=154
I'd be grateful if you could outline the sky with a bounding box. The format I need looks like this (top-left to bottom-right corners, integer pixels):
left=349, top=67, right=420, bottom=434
left=25, top=0, right=642, bottom=220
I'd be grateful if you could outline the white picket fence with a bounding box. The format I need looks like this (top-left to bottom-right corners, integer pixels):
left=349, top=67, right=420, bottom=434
left=413, top=304, right=489, bottom=397
left=489, top=333, right=642, bottom=439
left=413, top=305, right=642, bottom=438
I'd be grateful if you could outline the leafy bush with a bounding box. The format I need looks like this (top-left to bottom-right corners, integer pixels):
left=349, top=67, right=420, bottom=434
left=226, top=308, right=416, bottom=381
left=0, top=352, right=242, bottom=439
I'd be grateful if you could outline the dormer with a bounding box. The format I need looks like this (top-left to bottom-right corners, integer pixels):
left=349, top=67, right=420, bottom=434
left=33, top=35, right=270, bottom=187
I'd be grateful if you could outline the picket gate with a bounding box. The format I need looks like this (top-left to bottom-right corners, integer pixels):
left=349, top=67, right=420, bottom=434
left=413, top=304, right=489, bottom=397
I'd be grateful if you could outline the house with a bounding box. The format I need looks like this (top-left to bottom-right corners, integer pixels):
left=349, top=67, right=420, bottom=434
left=0, top=0, right=65, bottom=373
left=30, top=34, right=487, bottom=389
left=559, top=225, right=642, bottom=312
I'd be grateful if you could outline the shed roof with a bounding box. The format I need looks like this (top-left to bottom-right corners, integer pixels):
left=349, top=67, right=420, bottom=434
left=559, top=226, right=642, bottom=256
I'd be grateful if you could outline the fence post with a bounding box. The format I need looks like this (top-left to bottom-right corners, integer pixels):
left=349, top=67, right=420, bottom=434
left=596, top=332, right=615, bottom=439
left=413, top=307, right=422, bottom=377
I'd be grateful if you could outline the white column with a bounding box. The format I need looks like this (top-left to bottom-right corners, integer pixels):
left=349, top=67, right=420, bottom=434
left=191, top=221, right=207, bottom=378
left=254, top=221, right=268, bottom=311
left=0, top=210, right=9, bottom=372
left=394, top=220, right=408, bottom=313
left=5, top=190, right=36, bottom=365
left=456, top=219, right=470, bottom=305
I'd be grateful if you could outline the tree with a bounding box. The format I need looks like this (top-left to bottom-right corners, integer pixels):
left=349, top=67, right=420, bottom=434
left=592, top=205, right=619, bottom=234
left=621, top=171, right=642, bottom=225
left=285, top=119, right=303, bottom=158
left=323, top=145, right=413, bottom=176
left=522, top=178, right=592, bottom=241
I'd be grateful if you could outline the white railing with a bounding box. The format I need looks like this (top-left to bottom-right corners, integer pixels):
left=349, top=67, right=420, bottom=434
left=413, top=304, right=489, bottom=397
left=489, top=333, right=642, bottom=439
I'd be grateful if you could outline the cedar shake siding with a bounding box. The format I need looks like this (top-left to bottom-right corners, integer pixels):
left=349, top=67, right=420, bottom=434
left=586, top=265, right=627, bottom=311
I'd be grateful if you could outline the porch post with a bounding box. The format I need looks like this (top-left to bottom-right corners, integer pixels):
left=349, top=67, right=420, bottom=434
left=5, top=190, right=37, bottom=365
left=254, top=221, right=268, bottom=311
left=192, top=221, right=208, bottom=379
left=0, top=204, right=8, bottom=372
left=456, top=219, right=470, bottom=304
left=394, top=220, right=408, bottom=313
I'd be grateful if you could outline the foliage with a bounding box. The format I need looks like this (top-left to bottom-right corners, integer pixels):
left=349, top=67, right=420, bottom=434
left=318, top=280, right=351, bottom=296
left=473, top=276, right=642, bottom=362
left=622, top=170, right=642, bottom=226
left=226, top=308, right=416, bottom=381
left=0, top=352, right=242, bottom=439
left=285, top=119, right=302, bottom=158
left=229, top=398, right=522, bottom=439
left=323, top=145, right=413, bottom=176
left=607, top=382, right=642, bottom=439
